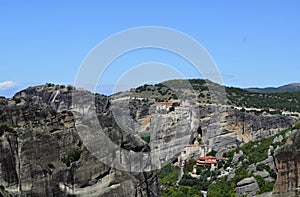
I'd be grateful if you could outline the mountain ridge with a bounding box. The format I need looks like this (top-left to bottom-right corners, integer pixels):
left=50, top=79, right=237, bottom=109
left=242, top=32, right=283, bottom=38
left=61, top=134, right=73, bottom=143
left=246, top=83, right=300, bottom=93
left=0, top=79, right=299, bottom=196
left=8, top=79, right=300, bottom=113
left=2, top=80, right=300, bottom=99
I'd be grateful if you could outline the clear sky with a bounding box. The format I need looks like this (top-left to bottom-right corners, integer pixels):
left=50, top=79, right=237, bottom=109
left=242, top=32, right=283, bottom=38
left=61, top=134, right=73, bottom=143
left=0, top=1, right=299, bottom=97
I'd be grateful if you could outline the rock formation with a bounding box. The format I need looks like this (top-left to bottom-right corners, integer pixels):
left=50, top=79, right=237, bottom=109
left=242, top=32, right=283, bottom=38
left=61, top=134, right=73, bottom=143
left=236, top=177, right=259, bottom=196
left=0, top=85, right=160, bottom=197
left=273, top=130, right=300, bottom=197
left=0, top=83, right=298, bottom=196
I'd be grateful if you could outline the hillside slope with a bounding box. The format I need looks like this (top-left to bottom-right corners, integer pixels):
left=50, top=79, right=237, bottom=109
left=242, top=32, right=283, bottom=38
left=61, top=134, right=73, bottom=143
left=0, top=80, right=299, bottom=196
left=246, top=83, right=300, bottom=93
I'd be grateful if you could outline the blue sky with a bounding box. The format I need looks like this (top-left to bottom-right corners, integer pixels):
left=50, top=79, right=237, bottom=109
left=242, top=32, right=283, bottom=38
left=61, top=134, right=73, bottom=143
left=0, top=1, right=299, bottom=97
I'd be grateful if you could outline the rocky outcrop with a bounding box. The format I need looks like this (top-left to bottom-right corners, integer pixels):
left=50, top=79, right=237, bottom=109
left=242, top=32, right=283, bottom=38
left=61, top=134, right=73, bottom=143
left=126, top=101, right=296, bottom=162
left=0, top=132, right=19, bottom=190
left=273, top=130, right=300, bottom=197
left=0, top=83, right=298, bottom=196
left=236, top=177, right=259, bottom=197
left=106, top=92, right=297, bottom=174
left=225, top=109, right=295, bottom=143
left=197, top=105, right=296, bottom=157
left=0, top=85, right=160, bottom=197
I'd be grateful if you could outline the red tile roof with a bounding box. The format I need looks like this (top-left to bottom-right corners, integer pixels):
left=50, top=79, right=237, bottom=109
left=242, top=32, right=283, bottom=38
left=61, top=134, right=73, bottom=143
left=157, top=102, right=173, bottom=105
left=206, top=156, right=216, bottom=159
left=205, top=160, right=217, bottom=164
left=198, top=156, right=216, bottom=160
left=198, top=156, right=228, bottom=160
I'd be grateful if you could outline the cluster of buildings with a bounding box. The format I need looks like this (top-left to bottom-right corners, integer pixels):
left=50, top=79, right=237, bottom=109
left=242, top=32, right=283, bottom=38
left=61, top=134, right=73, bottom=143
left=177, top=140, right=206, bottom=166
left=176, top=138, right=229, bottom=181
left=155, top=101, right=174, bottom=111
left=154, top=100, right=191, bottom=113
left=282, top=111, right=300, bottom=116
left=192, top=155, right=228, bottom=173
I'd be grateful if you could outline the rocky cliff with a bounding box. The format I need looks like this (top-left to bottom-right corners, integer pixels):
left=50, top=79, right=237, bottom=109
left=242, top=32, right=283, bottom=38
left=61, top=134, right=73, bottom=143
left=0, top=83, right=298, bottom=197
left=273, top=129, right=300, bottom=197
left=0, top=85, right=160, bottom=197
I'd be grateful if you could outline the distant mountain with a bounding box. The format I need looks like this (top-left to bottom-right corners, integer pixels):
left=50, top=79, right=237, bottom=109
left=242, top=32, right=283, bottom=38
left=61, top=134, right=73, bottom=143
left=246, top=83, right=300, bottom=93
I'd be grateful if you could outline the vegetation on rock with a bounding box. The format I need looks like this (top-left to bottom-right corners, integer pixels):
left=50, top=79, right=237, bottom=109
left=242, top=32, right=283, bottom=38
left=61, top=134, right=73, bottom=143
left=158, top=122, right=300, bottom=197
left=0, top=124, right=15, bottom=137
left=61, top=148, right=83, bottom=167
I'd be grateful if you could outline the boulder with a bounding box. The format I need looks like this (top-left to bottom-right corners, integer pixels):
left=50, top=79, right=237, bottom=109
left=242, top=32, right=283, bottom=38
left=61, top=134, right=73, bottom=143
left=236, top=177, right=259, bottom=197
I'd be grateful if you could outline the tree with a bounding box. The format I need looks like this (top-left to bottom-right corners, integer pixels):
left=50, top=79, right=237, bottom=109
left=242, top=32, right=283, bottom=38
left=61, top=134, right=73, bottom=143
left=206, top=150, right=217, bottom=156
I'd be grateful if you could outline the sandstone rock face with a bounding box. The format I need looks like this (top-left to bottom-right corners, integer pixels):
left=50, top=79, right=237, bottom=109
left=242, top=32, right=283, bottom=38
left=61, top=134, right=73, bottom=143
left=273, top=130, right=300, bottom=197
left=224, top=109, right=295, bottom=143
left=0, top=133, right=19, bottom=189
left=110, top=90, right=297, bottom=161
left=0, top=86, right=160, bottom=197
left=196, top=105, right=295, bottom=157
left=236, top=177, right=259, bottom=197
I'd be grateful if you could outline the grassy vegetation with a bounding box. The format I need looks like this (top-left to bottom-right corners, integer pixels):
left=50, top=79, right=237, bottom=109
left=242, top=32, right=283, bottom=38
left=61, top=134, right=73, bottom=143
left=134, top=79, right=300, bottom=195
left=141, top=134, right=150, bottom=144
left=293, top=122, right=300, bottom=130
left=256, top=163, right=277, bottom=179
left=162, top=185, right=204, bottom=197
left=226, top=86, right=300, bottom=112
left=134, top=83, right=177, bottom=101
left=254, top=175, right=275, bottom=194
left=157, top=122, right=300, bottom=196
left=206, top=150, right=217, bottom=157
left=180, top=168, right=219, bottom=190
left=207, top=177, right=237, bottom=197
left=157, top=159, right=221, bottom=197
left=209, top=125, right=299, bottom=195
left=157, top=162, right=179, bottom=190
left=133, top=79, right=300, bottom=114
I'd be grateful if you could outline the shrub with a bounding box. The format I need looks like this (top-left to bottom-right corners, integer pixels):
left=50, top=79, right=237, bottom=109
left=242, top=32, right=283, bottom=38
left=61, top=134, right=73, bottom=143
left=141, top=135, right=150, bottom=144
left=206, top=150, right=217, bottom=156
left=47, top=163, right=55, bottom=169
left=293, top=122, right=300, bottom=130
left=255, top=175, right=275, bottom=194
left=0, top=124, right=15, bottom=137
left=46, top=83, right=55, bottom=87
left=256, top=163, right=277, bottom=179
left=256, top=163, right=268, bottom=171
left=233, top=162, right=251, bottom=184
left=67, top=85, right=74, bottom=91
left=169, top=106, right=175, bottom=112
left=207, top=177, right=236, bottom=197
left=185, top=158, right=197, bottom=173
left=197, top=137, right=203, bottom=145
left=157, top=162, right=179, bottom=186
left=12, top=97, right=21, bottom=104
left=62, top=148, right=82, bottom=167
